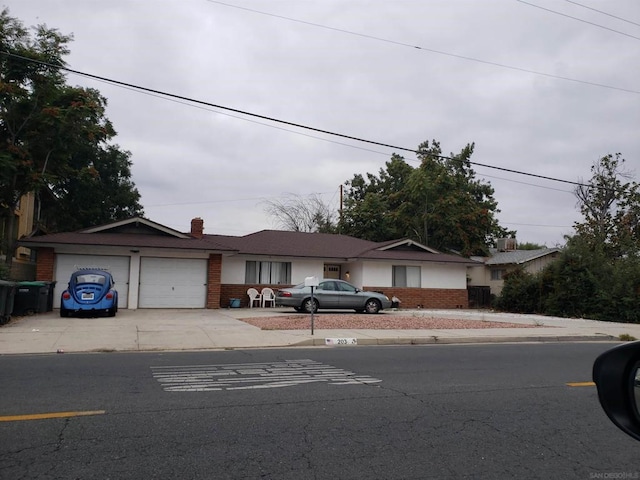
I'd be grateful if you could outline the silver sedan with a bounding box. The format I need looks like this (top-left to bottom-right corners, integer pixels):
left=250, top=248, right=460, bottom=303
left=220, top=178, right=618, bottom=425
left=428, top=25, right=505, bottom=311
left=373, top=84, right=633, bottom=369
left=276, top=279, right=391, bottom=314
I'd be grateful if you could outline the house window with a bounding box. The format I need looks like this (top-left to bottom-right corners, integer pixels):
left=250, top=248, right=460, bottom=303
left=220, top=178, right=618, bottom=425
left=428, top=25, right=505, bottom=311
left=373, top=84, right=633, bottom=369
left=245, top=261, right=291, bottom=284
left=392, top=266, right=421, bottom=287
left=491, top=269, right=505, bottom=281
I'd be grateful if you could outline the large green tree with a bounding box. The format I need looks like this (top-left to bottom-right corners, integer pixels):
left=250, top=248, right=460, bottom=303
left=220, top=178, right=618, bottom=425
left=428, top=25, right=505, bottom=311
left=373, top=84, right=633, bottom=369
left=0, top=9, right=69, bottom=257
left=497, top=152, right=640, bottom=322
left=574, top=153, right=640, bottom=258
left=340, top=140, right=513, bottom=255
left=0, top=9, right=142, bottom=265
left=41, top=144, right=142, bottom=232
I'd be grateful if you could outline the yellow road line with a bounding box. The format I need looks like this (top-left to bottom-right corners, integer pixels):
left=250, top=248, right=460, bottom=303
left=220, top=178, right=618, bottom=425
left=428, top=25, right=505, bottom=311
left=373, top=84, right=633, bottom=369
left=567, top=381, right=595, bottom=387
left=0, top=410, right=106, bottom=422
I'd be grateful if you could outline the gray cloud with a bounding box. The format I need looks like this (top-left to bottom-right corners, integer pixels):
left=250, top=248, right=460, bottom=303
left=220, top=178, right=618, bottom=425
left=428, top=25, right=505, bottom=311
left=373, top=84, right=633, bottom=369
left=6, top=0, right=639, bottom=246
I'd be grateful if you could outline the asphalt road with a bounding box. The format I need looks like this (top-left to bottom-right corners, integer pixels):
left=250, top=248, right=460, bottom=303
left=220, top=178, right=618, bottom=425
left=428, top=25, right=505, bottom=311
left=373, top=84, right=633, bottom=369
left=1, top=343, right=639, bottom=479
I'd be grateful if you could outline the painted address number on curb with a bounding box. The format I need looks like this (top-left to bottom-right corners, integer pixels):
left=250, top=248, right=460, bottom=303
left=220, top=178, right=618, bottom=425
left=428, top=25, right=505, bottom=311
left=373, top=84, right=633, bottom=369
left=325, top=338, right=358, bottom=346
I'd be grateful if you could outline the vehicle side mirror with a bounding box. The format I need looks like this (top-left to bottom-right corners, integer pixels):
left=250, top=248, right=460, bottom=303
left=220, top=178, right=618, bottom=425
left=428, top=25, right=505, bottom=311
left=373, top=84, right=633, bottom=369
left=593, top=341, right=640, bottom=441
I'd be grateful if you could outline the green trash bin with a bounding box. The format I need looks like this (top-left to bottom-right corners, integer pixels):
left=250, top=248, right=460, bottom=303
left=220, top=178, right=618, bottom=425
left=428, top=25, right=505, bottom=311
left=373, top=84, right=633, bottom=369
left=12, top=281, right=48, bottom=316
left=0, top=280, right=17, bottom=324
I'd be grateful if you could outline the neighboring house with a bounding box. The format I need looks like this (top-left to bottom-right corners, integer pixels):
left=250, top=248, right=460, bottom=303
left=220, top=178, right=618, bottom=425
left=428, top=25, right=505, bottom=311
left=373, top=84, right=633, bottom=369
left=0, top=192, right=36, bottom=280
left=467, top=242, right=561, bottom=297
left=18, top=216, right=477, bottom=310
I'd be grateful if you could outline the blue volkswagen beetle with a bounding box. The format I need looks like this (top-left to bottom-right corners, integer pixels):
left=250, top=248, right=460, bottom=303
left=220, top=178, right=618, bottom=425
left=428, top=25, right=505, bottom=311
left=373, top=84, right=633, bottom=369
left=60, top=269, right=119, bottom=317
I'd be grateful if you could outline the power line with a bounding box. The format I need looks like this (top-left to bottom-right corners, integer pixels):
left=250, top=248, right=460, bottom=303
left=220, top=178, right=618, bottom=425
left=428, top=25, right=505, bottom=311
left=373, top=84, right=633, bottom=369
left=517, top=0, right=640, bottom=41
left=147, top=191, right=335, bottom=208
left=500, top=221, right=573, bottom=228
left=88, top=73, right=392, bottom=157
left=479, top=173, right=574, bottom=194
left=560, top=0, right=640, bottom=28
left=59, top=55, right=615, bottom=197
left=4, top=52, right=587, bottom=196
left=205, top=0, right=640, bottom=95
left=148, top=196, right=271, bottom=207
left=0, top=50, right=603, bottom=191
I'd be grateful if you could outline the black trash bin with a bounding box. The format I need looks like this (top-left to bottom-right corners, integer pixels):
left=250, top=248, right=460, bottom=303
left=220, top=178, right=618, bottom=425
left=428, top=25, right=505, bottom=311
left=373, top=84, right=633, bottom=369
left=12, top=281, right=48, bottom=316
left=44, top=281, right=56, bottom=312
left=0, top=280, right=17, bottom=324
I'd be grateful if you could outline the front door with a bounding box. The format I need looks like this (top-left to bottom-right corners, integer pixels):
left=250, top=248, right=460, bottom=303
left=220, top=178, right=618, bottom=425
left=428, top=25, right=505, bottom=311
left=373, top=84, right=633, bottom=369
left=324, top=264, right=340, bottom=279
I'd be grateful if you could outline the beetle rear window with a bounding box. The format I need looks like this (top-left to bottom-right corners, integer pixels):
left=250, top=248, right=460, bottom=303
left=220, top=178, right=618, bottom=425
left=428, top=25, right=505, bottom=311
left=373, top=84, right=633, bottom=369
left=76, top=274, right=106, bottom=285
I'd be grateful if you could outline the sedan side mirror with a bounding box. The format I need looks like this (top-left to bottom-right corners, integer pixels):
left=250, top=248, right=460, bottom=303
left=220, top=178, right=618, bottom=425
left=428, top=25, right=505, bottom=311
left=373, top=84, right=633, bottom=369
left=593, top=341, right=640, bottom=441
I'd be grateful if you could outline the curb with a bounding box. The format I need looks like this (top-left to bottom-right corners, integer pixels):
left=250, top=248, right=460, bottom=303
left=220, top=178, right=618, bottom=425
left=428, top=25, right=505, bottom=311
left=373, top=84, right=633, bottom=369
left=0, top=334, right=621, bottom=355
left=292, top=334, right=620, bottom=347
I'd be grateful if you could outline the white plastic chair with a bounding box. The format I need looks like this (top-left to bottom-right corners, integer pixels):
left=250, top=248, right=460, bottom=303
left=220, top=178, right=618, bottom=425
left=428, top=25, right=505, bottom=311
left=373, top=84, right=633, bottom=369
left=247, top=288, right=262, bottom=308
left=261, top=287, right=276, bottom=308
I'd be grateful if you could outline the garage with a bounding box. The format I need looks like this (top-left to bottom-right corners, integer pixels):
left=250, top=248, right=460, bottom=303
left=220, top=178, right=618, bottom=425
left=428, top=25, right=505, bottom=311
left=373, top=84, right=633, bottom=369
left=138, top=257, right=208, bottom=308
left=54, top=254, right=131, bottom=309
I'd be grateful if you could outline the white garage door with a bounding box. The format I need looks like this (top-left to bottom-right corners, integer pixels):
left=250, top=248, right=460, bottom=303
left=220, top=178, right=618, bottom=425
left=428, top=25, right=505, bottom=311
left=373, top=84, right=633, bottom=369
left=54, top=254, right=130, bottom=309
left=138, top=257, right=207, bottom=308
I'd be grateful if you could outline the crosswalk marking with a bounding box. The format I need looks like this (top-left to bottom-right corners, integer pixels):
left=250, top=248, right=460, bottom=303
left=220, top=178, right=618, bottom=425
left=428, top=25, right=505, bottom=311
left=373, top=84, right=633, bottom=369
left=151, top=359, right=382, bottom=391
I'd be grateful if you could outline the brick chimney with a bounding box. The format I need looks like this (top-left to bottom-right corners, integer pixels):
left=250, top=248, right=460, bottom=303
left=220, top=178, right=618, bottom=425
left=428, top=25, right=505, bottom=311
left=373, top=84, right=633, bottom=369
left=190, top=217, right=204, bottom=239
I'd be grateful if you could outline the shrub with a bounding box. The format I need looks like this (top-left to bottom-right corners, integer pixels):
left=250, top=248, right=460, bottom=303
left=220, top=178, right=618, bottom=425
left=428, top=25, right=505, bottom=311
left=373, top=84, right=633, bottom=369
left=494, top=268, right=540, bottom=314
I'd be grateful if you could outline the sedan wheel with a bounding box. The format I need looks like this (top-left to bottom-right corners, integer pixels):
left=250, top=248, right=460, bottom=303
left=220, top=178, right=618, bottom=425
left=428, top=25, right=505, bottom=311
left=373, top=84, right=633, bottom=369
left=364, top=299, right=381, bottom=314
left=302, top=298, right=319, bottom=314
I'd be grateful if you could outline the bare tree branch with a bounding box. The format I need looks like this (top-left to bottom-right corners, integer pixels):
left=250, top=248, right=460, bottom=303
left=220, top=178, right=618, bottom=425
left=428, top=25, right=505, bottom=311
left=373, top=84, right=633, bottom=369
left=264, top=193, right=336, bottom=233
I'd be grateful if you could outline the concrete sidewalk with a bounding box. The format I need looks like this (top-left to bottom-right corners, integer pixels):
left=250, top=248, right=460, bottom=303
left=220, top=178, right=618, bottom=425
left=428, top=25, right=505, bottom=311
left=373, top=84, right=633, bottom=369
left=0, top=307, right=637, bottom=355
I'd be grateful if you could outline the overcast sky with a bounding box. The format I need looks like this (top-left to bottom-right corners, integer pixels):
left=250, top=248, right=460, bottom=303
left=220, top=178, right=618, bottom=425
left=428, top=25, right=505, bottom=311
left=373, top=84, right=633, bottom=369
left=5, top=0, right=640, bottom=247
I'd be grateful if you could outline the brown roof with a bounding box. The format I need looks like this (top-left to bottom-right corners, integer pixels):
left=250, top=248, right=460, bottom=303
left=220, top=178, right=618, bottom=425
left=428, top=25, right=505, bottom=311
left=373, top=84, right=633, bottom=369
left=208, top=230, right=377, bottom=258
left=19, top=231, right=237, bottom=252
left=209, top=230, right=472, bottom=264
left=19, top=218, right=473, bottom=265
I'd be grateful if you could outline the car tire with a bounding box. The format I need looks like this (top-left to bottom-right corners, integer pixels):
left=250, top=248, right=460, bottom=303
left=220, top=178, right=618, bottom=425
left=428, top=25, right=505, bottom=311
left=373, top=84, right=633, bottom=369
left=293, top=307, right=303, bottom=313
left=107, top=308, right=116, bottom=317
left=60, top=308, right=70, bottom=318
left=302, top=298, right=319, bottom=314
left=364, top=299, right=381, bottom=314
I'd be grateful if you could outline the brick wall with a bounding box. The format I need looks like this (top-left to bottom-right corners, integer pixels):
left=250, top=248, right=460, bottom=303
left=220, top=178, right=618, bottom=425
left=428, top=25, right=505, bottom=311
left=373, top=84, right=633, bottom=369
left=367, top=286, right=468, bottom=309
left=35, top=248, right=55, bottom=282
left=206, top=254, right=222, bottom=309
left=219, top=284, right=468, bottom=309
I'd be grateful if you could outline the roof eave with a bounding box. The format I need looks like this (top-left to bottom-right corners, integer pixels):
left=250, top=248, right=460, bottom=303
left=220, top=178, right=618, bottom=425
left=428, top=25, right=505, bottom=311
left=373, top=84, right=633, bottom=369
left=81, top=217, right=190, bottom=238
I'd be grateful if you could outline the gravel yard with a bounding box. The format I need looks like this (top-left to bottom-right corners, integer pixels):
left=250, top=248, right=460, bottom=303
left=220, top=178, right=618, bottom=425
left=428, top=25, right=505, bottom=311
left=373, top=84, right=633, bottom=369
left=240, top=313, right=542, bottom=330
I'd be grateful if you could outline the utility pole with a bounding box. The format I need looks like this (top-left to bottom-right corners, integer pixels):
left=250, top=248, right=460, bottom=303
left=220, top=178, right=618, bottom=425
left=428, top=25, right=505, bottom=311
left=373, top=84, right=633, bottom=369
left=424, top=191, right=428, bottom=246
left=339, top=184, right=343, bottom=233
